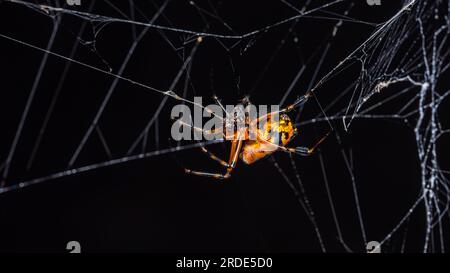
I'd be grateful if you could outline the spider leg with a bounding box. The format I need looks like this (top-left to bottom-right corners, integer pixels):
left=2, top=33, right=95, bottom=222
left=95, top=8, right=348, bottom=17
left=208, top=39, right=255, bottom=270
left=252, top=92, right=312, bottom=125
left=280, top=91, right=312, bottom=113
left=177, top=120, right=225, bottom=138
left=184, top=169, right=231, bottom=179
left=200, top=146, right=230, bottom=167
left=212, top=95, right=227, bottom=113
left=284, top=130, right=331, bottom=156
left=184, top=133, right=244, bottom=180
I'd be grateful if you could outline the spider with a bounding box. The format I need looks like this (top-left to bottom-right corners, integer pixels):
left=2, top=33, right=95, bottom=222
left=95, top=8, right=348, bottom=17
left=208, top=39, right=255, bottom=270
left=183, top=91, right=330, bottom=179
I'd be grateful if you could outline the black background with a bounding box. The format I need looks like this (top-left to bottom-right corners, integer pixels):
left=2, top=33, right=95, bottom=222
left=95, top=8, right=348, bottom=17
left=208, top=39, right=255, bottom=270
left=0, top=0, right=448, bottom=253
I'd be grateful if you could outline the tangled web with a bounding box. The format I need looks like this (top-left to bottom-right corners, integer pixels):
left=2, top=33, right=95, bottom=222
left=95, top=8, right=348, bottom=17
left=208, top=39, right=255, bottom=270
left=0, top=0, right=449, bottom=252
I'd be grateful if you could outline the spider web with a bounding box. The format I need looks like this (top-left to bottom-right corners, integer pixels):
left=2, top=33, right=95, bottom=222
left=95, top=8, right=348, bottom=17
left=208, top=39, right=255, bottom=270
left=0, top=0, right=449, bottom=252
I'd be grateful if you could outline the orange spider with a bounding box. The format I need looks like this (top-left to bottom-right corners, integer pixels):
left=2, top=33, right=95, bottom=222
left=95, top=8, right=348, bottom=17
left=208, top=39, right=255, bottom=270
left=184, top=92, right=330, bottom=179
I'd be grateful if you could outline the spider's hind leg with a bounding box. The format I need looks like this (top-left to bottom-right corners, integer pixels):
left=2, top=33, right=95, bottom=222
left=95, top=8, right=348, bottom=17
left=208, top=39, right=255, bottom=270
left=284, top=130, right=331, bottom=156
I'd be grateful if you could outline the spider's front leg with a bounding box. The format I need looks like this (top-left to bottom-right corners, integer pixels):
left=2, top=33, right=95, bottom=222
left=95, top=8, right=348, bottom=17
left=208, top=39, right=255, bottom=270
left=281, top=91, right=313, bottom=113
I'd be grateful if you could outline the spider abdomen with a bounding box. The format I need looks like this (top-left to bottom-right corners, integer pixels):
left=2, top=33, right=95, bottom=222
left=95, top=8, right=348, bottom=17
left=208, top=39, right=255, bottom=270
left=240, top=141, right=274, bottom=164
left=241, top=113, right=296, bottom=164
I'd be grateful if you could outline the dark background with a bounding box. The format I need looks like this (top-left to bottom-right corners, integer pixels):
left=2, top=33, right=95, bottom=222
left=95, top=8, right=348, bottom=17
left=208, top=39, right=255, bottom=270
left=0, top=0, right=448, bottom=252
